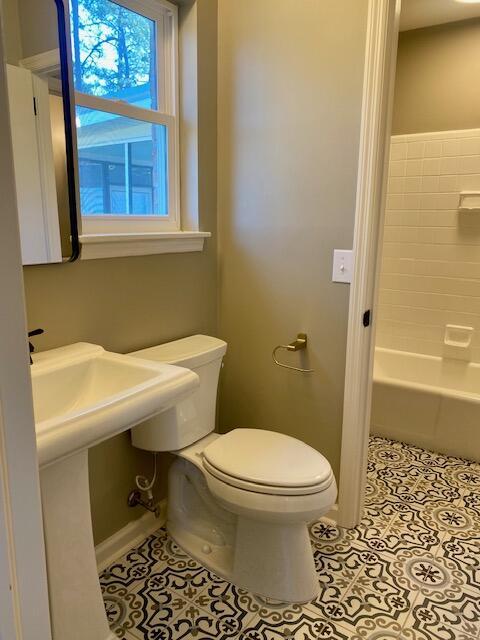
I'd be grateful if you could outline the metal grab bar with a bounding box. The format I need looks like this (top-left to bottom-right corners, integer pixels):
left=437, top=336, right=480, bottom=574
left=272, top=333, right=314, bottom=373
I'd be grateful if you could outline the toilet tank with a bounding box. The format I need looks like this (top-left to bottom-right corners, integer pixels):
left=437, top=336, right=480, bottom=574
left=129, top=335, right=227, bottom=452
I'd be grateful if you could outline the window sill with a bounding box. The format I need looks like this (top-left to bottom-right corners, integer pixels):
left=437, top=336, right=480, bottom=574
left=79, top=231, right=211, bottom=260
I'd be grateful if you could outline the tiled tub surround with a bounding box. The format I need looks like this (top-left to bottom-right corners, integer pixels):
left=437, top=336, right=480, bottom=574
left=378, top=128, right=480, bottom=362
left=99, top=437, right=480, bottom=639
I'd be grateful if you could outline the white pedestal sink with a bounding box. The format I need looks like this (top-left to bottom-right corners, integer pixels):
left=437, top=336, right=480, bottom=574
left=32, top=343, right=198, bottom=640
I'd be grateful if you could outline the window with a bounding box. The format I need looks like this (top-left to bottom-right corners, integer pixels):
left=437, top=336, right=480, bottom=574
left=70, top=0, right=179, bottom=234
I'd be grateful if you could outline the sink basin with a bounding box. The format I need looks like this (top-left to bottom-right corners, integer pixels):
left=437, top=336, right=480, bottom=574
left=32, top=343, right=198, bottom=467
left=32, top=342, right=199, bottom=640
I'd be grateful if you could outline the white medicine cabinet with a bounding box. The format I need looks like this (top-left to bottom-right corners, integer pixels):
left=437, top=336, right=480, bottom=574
left=7, top=64, right=62, bottom=265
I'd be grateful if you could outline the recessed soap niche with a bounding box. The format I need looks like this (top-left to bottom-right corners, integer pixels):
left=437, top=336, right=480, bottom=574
left=458, top=191, right=480, bottom=212
left=444, top=324, right=474, bottom=361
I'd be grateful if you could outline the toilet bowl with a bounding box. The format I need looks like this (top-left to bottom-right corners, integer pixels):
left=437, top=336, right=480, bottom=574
left=130, top=335, right=337, bottom=603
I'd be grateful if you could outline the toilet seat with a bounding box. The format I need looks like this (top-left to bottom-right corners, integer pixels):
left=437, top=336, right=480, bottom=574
left=203, top=458, right=334, bottom=496
left=202, top=428, right=334, bottom=496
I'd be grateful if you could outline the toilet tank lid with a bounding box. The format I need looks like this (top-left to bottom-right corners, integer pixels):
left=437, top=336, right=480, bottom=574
left=130, top=335, right=227, bottom=369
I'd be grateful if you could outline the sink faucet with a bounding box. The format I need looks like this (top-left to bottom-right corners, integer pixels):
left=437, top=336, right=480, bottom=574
left=28, top=328, right=44, bottom=364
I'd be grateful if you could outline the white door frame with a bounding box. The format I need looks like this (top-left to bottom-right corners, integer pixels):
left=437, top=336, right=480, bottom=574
left=337, top=0, right=401, bottom=529
left=0, top=14, right=52, bottom=640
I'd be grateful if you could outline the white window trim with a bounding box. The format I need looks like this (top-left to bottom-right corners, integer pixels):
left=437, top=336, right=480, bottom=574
left=72, top=0, right=208, bottom=258
left=80, top=230, right=210, bottom=259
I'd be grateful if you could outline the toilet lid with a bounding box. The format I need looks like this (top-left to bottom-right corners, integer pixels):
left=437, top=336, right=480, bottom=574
left=203, top=428, right=332, bottom=490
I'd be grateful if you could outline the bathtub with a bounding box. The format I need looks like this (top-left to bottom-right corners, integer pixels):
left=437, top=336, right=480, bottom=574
left=371, top=348, right=480, bottom=462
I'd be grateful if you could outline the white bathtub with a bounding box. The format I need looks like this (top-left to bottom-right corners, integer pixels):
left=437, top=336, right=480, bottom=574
left=371, top=348, right=480, bottom=462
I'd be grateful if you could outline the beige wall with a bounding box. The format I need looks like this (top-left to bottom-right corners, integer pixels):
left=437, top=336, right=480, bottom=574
left=217, top=0, right=368, bottom=479
left=20, top=0, right=218, bottom=545
left=16, top=0, right=59, bottom=60
left=2, top=0, right=22, bottom=64
left=393, top=19, right=480, bottom=135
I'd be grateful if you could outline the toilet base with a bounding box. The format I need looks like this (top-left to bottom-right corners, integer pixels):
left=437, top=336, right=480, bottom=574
left=232, top=517, right=320, bottom=603
left=167, top=456, right=236, bottom=581
left=167, top=456, right=322, bottom=603
left=168, top=514, right=320, bottom=603
left=167, top=519, right=234, bottom=581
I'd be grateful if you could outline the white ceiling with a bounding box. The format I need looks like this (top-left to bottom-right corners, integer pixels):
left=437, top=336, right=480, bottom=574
left=400, top=0, right=480, bottom=32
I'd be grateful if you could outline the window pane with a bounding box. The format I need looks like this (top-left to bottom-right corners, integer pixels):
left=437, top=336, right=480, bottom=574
left=70, top=0, right=157, bottom=109
left=76, top=106, right=168, bottom=216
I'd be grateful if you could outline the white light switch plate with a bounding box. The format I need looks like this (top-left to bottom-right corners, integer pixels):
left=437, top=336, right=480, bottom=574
left=332, top=249, right=353, bottom=283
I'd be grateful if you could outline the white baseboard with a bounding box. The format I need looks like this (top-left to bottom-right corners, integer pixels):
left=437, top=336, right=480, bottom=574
left=95, top=500, right=167, bottom=573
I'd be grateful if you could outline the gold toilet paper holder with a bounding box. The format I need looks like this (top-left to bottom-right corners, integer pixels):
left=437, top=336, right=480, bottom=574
left=272, top=333, right=314, bottom=373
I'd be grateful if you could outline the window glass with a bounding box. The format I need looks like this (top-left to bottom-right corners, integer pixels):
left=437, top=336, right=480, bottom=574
left=76, top=106, right=168, bottom=216
left=70, top=0, right=157, bottom=109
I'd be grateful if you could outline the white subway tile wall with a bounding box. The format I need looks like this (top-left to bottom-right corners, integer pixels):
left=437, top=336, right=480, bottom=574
left=377, top=128, right=480, bottom=361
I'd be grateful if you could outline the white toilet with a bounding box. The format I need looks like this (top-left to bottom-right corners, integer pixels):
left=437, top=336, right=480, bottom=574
left=130, top=335, right=337, bottom=603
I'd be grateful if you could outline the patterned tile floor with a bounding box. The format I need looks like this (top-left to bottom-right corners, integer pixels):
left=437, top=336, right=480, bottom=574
left=100, top=436, right=480, bottom=639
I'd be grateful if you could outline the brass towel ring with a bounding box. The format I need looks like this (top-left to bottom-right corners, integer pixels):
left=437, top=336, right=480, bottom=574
left=272, top=333, right=314, bottom=373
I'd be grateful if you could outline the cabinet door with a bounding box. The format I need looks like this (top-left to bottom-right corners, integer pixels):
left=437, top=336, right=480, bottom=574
left=6, top=65, right=61, bottom=265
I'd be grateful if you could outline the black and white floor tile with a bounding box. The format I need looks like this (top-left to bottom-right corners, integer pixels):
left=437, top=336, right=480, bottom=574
left=99, top=437, right=480, bottom=639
